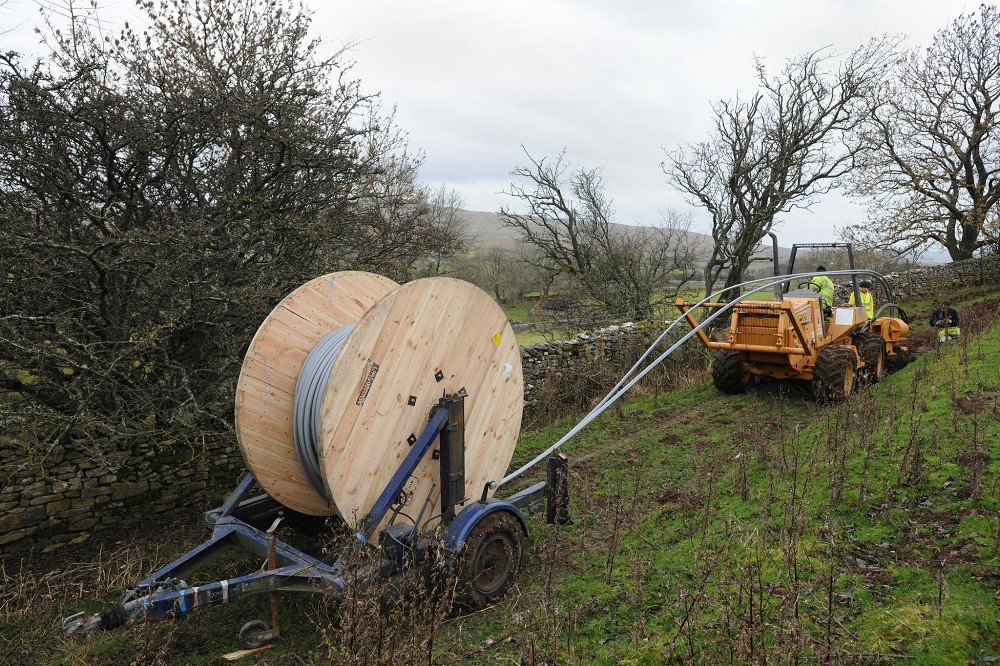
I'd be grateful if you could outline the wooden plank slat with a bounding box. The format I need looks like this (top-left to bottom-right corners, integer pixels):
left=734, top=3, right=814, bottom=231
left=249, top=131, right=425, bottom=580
left=234, top=272, right=398, bottom=515
left=317, top=277, right=523, bottom=531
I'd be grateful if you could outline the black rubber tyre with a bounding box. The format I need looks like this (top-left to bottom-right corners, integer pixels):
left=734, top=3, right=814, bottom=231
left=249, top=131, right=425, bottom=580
left=853, top=332, right=886, bottom=385
left=455, top=511, right=524, bottom=610
left=238, top=619, right=271, bottom=650
left=812, top=345, right=857, bottom=404
left=885, top=343, right=911, bottom=373
left=711, top=350, right=755, bottom=394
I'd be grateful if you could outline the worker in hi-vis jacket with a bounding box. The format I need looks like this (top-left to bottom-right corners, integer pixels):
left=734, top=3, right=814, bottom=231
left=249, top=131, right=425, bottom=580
left=848, top=280, right=875, bottom=320
left=809, top=266, right=835, bottom=316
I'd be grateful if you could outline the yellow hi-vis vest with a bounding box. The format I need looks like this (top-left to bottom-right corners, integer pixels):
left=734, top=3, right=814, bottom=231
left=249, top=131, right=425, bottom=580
left=849, top=289, right=874, bottom=319
left=809, top=275, right=835, bottom=309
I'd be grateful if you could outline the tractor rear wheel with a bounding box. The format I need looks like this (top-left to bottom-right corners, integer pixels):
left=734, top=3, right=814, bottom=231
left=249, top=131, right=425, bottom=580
left=711, top=350, right=755, bottom=394
left=853, top=332, right=886, bottom=385
left=813, top=345, right=857, bottom=404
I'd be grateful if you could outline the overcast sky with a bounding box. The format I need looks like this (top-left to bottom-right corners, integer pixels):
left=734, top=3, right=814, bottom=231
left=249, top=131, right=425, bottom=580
left=1, top=0, right=976, bottom=250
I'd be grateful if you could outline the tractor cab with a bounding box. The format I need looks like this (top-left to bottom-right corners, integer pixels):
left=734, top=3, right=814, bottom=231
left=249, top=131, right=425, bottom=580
left=781, top=242, right=867, bottom=315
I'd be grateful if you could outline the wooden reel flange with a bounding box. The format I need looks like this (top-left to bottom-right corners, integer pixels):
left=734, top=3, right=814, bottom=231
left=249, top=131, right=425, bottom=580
left=234, top=273, right=524, bottom=530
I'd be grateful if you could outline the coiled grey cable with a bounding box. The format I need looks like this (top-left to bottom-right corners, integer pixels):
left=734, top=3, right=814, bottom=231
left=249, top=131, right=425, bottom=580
left=293, top=324, right=355, bottom=499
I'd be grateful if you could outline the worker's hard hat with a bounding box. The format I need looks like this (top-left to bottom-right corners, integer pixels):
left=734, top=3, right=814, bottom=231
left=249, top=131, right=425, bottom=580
left=859, top=280, right=872, bottom=288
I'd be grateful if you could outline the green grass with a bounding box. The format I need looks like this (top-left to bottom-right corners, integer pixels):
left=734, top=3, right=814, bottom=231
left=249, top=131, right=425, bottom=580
left=502, top=302, right=535, bottom=322
left=437, top=309, right=1000, bottom=663
left=7, top=291, right=1000, bottom=664
left=514, top=327, right=588, bottom=346
left=503, top=301, right=583, bottom=345
left=853, top=568, right=1000, bottom=664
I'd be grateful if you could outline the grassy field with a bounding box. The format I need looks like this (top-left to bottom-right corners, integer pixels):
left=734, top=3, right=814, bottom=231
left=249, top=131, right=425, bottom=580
left=452, top=311, right=1000, bottom=664
left=2, top=292, right=998, bottom=664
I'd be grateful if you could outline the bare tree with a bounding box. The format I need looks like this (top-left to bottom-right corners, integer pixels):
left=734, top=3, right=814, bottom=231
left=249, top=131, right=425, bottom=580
left=336, top=141, right=444, bottom=280
left=0, top=0, right=453, bottom=453
left=664, top=42, right=891, bottom=298
left=845, top=5, right=1000, bottom=260
left=414, top=184, right=476, bottom=277
left=471, top=247, right=517, bottom=304
left=500, top=149, right=697, bottom=320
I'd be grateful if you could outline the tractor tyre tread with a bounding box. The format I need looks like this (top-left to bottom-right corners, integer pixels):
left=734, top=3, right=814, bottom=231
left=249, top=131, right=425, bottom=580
left=853, top=332, right=886, bottom=385
left=813, top=345, right=857, bottom=404
left=711, top=350, right=754, bottom=394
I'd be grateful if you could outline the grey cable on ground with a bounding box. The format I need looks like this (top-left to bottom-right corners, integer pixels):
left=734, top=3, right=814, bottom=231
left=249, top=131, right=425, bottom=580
left=498, top=269, right=890, bottom=487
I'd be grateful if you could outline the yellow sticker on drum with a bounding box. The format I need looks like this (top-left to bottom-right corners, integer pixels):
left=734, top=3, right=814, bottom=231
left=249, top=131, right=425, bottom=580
left=491, top=332, right=502, bottom=347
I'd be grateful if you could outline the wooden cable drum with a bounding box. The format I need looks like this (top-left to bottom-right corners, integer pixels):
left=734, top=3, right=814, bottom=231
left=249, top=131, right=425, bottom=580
left=235, top=273, right=524, bottom=531
left=235, top=272, right=399, bottom=515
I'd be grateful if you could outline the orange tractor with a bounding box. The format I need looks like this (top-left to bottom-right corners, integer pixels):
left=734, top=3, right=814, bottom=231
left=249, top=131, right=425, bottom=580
left=676, top=242, right=910, bottom=403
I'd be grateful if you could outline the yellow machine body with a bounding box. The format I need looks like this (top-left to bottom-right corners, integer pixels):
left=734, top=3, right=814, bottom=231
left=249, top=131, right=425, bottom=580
left=676, top=295, right=907, bottom=382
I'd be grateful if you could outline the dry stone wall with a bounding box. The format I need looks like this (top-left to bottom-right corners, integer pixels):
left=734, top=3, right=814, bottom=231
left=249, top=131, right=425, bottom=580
left=3, top=256, right=995, bottom=554
left=1, top=431, right=243, bottom=554
left=830, top=255, right=1000, bottom=309
left=886, top=255, right=1000, bottom=299
left=520, top=322, right=646, bottom=408
left=1, top=322, right=654, bottom=555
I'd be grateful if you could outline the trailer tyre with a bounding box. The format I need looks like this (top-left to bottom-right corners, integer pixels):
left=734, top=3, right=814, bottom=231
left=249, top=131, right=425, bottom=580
left=853, top=332, right=886, bottom=385
left=455, top=511, right=523, bottom=610
left=813, top=345, right=857, bottom=404
left=711, top=350, right=755, bottom=394
left=238, top=619, right=271, bottom=650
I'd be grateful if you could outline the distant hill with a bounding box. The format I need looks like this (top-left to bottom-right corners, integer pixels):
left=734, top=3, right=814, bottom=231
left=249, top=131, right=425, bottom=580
left=457, top=209, right=521, bottom=250
left=457, top=209, right=946, bottom=270
left=456, top=208, right=792, bottom=264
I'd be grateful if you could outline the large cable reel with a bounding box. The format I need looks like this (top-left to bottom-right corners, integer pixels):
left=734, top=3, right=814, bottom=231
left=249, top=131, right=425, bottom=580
left=234, top=272, right=523, bottom=535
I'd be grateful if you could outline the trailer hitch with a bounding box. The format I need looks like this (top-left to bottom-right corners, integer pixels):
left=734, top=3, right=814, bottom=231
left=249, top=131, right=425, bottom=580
left=61, top=610, right=105, bottom=636
left=62, top=579, right=193, bottom=634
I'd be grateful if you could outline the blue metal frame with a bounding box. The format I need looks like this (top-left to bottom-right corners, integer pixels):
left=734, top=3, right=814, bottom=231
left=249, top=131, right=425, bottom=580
left=353, top=403, right=451, bottom=544
left=63, top=393, right=567, bottom=637
left=64, top=396, right=476, bottom=634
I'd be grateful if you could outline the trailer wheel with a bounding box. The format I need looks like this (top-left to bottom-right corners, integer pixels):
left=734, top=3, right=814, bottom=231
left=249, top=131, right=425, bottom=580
left=813, top=345, right=857, bottom=404
left=455, top=511, right=523, bottom=610
left=711, top=350, right=755, bottom=394
left=853, top=333, right=886, bottom=385
left=238, top=619, right=271, bottom=650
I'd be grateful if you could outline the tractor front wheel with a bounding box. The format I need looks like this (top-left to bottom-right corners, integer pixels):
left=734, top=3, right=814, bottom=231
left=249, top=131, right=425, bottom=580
left=813, top=346, right=857, bottom=404
left=711, top=350, right=755, bottom=394
left=853, top=332, right=886, bottom=385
